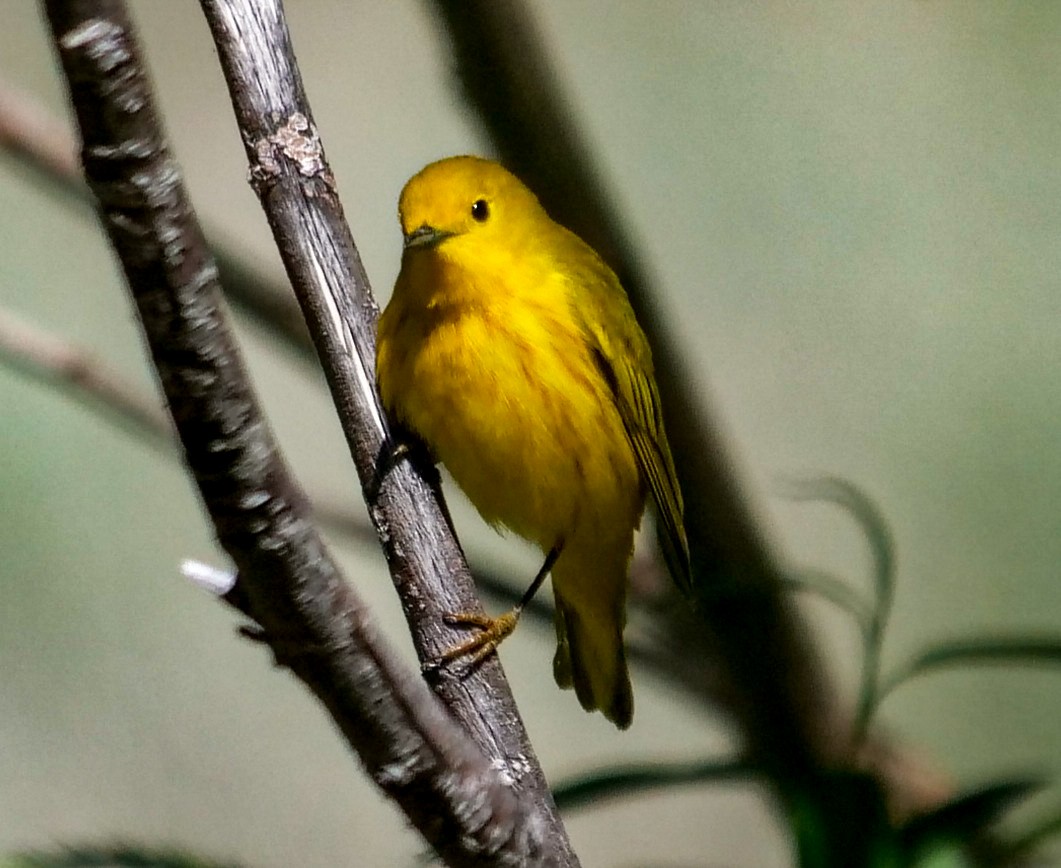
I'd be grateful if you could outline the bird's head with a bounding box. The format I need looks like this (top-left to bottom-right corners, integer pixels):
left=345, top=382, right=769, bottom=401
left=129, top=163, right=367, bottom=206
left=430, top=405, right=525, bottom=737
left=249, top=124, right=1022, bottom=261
left=398, top=156, right=544, bottom=254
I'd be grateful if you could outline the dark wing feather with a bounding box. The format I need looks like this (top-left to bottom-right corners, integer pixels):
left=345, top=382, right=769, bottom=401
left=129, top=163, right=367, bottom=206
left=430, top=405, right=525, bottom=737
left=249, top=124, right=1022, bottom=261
left=559, top=227, right=692, bottom=594
left=591, top=346, right=692, bottom=594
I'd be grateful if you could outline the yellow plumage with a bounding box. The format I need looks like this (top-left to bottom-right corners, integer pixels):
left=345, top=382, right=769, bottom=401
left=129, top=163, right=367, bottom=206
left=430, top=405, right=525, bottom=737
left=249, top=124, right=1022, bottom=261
left=376, top=156, right=689, bottom=728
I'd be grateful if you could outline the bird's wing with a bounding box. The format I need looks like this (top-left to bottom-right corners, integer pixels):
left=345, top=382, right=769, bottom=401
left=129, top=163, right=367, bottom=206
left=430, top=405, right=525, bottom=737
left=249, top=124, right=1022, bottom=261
left=563, top=235, right=693, bottom=594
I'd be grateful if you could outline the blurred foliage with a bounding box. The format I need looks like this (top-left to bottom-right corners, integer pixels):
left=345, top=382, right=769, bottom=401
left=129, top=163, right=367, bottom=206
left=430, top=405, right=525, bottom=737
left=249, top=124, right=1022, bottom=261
left=1, top=846, right=241, bottom=868
left=545, top=480, right=1060, bottom=866
left=551, top=758, right=755, bottom=813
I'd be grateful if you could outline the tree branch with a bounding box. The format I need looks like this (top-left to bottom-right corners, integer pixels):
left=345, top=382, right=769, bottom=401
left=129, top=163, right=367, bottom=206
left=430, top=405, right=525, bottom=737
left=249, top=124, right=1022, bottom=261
left=195, top=0, right=575, bottom=861
left=0, top=77, right=314, bottom=361
left=0, top=77, right=82, bottom=180
left=43, top=1, right=566, bottom=864
left=0, top=300, right=592, bottom=640
left=0, top=305, right=173, bottom=449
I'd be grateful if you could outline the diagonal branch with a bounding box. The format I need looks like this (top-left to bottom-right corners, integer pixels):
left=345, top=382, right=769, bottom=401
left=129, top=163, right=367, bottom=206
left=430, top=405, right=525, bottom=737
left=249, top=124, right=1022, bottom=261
left=42, top=1, right=566, bottom=864
left=0, top=77, right=82, bottom=180
left=0, top=305, right=173, bottom=449
left=196, top=0, right=575, bottom=861
left=0, top=77, right=313, bottom=361
left=196, top=0, right=581, bottom=857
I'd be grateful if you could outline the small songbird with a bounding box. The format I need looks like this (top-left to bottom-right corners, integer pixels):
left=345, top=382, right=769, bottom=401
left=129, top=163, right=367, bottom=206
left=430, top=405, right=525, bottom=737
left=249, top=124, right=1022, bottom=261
left=376, top=156, right=690, bottom=728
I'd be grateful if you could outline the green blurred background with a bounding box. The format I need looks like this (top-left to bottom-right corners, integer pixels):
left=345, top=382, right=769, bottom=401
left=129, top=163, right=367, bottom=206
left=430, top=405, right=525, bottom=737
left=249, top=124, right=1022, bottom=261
left=1, top=2, right=1058, bottom=865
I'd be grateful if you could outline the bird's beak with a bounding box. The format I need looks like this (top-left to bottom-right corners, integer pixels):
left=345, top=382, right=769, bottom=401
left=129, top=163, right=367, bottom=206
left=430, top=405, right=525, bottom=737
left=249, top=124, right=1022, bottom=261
left=403, top=224, right=453, bottom=250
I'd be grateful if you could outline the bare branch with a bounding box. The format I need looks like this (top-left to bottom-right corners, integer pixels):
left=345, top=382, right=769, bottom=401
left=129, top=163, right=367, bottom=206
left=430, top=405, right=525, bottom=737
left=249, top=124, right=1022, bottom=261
left=0, top=305, right=172, bottom=448
left=0, top=78, right=81, bottom=181
left=0, top=77, right=314, bottom=361
left=193, top=6, right=577, bottom=861
left=42, top=1, right=563, bottom=864
left=0, top=302, right=568, bottom=632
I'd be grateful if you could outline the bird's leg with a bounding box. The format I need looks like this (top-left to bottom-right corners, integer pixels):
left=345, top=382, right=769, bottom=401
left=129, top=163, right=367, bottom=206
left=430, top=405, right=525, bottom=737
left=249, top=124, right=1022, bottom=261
left=437, top=544, right=562, bottom=670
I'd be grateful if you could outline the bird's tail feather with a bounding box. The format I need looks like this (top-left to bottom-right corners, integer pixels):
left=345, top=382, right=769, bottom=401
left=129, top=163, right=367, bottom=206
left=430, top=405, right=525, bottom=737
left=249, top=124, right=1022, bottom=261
left=552, top=593, right=633, bottom=729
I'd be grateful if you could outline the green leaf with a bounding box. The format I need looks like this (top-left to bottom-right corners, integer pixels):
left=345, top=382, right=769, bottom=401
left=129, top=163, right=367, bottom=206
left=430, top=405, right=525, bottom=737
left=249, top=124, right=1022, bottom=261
left=777, top=476, right=895, bottom=615
left=907, top=843, right=971, bottom=868
left=899, top=778, right=1044, bottom=861
left=1004, top=803, right=1061, bottom=862
left=777, top=476, right=896, bottom=741
left=550, top=758, right=754, bottom=812
left=879, top=635, right=1061, bottom=705
left=784, top=568, right=873, bottom=633
left=785, top=770, right=900, bottom=868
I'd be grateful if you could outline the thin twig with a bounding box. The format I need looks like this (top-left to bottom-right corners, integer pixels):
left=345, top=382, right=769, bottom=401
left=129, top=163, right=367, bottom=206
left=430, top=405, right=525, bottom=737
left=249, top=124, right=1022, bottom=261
left=43, top=2, right=560, bottom=864
left=0, top=78, right=82, bottom=181
left=0, top=303, right=553, bottom=626
left=0, top=77, right=314, bottom=362
left=197, top=0, right=575, bottom=863
left=0, top=306, right=173, bottom=449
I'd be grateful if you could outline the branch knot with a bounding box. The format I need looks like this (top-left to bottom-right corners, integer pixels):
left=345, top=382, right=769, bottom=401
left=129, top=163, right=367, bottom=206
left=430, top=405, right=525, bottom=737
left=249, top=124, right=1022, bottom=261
left=250, top=112, right=333, bottom=188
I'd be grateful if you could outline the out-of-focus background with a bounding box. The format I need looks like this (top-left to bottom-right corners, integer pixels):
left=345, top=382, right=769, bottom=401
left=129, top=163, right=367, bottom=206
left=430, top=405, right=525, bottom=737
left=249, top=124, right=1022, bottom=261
left=1, top=3, right=1058, bottom=866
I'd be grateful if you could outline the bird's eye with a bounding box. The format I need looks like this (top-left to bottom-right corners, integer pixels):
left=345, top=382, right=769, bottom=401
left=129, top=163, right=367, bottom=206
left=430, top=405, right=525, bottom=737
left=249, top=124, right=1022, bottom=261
left=471, top=199, right=490, bottom=222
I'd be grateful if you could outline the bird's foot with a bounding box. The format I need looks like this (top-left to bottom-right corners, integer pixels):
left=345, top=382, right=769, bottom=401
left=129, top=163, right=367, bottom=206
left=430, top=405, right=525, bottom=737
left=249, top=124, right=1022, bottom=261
left=432, top=608, right=522, bottom=671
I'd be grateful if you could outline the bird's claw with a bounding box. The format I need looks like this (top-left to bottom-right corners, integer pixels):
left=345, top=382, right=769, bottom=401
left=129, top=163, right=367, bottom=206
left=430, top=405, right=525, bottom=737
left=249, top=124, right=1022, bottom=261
left=434, top=608, right=521, bottom=670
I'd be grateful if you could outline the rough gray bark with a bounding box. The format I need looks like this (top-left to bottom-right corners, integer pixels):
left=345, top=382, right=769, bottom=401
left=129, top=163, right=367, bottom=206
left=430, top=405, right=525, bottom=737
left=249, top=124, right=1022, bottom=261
left=43, top=0, right=572, bottom=864
left=195, top=0, right=577, bottom=862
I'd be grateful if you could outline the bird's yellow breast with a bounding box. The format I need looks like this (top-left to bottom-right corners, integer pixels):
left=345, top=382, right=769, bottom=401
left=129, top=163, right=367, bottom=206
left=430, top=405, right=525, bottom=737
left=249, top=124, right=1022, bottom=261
left=377, top=247, right=643, bottom=551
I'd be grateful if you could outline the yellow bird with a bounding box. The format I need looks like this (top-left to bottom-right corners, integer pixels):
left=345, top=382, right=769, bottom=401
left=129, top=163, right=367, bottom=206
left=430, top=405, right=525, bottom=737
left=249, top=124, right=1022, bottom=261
left=376, top=156, right=690, bottom=728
